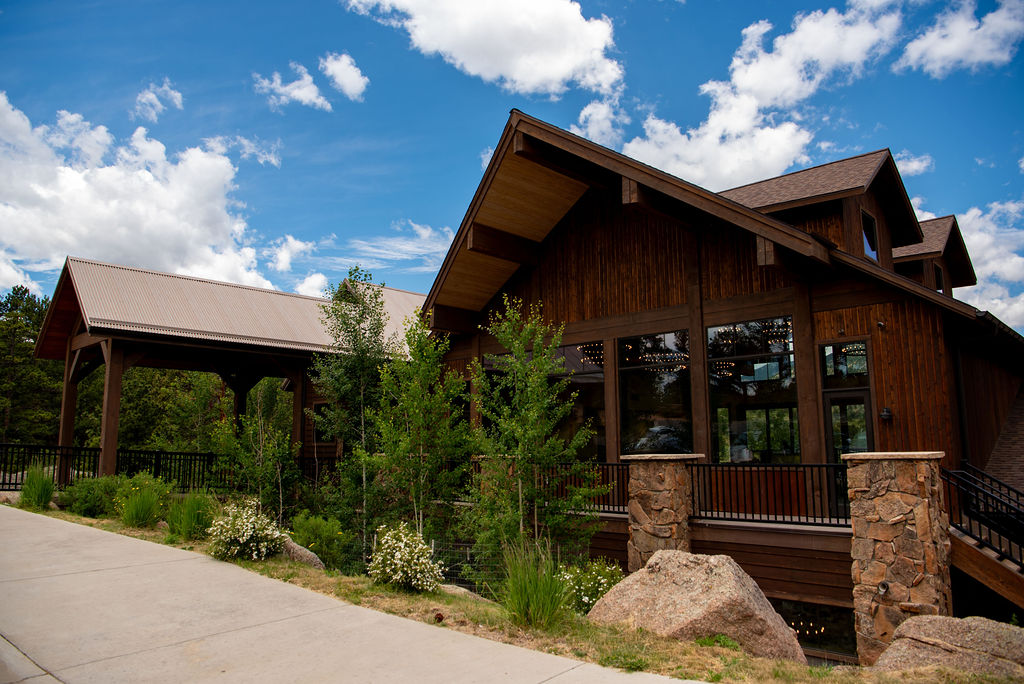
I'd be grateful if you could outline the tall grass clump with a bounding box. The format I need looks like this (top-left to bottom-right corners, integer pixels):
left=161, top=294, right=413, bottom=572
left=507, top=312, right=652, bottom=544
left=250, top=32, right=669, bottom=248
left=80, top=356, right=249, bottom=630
left=167, top=491, right=217, bottom=540
left=19, top=465, right=54, bottom=510
left=500, top=540, right=567, bottom=629
left=114, top=472, right=173, bottom=528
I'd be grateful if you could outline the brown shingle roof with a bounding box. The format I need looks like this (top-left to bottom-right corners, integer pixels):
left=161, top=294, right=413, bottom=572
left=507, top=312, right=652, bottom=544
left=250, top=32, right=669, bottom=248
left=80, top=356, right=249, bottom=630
left=892, top=216, right=953, bottom=258
left=720, top=150, right=889, bottom=210
left=39, top=257, right=424, bottom=357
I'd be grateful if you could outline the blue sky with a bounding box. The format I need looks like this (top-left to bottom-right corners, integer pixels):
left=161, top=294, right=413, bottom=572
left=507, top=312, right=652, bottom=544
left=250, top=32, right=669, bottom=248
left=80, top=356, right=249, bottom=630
left=2, top=0, right=1023, bottom=327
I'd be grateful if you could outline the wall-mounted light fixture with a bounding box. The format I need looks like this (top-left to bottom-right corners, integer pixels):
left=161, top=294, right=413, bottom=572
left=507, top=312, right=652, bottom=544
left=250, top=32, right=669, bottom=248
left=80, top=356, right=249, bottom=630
left=880, top=407, right=893, bottom=421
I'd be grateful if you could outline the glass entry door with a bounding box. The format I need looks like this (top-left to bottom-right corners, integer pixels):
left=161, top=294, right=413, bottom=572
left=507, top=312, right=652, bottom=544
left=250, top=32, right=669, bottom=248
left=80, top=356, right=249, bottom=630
left=824, top=390, right=873, bottom=463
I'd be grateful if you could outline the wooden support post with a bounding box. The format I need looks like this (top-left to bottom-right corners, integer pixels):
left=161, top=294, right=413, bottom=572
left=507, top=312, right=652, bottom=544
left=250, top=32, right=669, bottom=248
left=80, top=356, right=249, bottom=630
left=603, top=337, right=619, bottom=463
left=291, top=373, right=305, bottom=459
left=98, top=340, right=123, bottom=477
left=57, top=341, right=79, bottom=485
left=793, top=283, right=824, bottom=463
left=684, top=230, right=710, bottom=459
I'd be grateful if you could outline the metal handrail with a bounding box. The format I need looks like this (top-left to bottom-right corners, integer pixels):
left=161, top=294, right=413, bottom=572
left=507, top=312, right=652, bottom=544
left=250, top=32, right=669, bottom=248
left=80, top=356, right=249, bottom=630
left=686, top=462, right=850, bottom=527
left=942, top=467, right=1024, bottom=569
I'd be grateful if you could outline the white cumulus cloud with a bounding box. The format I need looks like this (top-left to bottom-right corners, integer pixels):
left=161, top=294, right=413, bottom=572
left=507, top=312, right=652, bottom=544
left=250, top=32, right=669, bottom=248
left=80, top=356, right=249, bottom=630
left=623, top=3, right=901, bottom=190
left=132, top=78, right=184, bottom=123
left=346, top=0, right=622, bottom=97
left=348, top=219, right=454, bottom=273
left=956, top=199, right=1024, bottom=328
left=295, top=272, right=329, bottom=297
left=0, top=92, right=273, bottom=291
left=268, top=235, right=315, bottom=272
left=894, top=149, right=934, bottom=176
left=910, top=196, right=937, bottom=220
left=253, top=63, right=332, bottom=112
left=897, top=0, right=1024, bottom=77
left=571, top=98, right=631, bottom=147
left=320, top=52, right=370, bottom=101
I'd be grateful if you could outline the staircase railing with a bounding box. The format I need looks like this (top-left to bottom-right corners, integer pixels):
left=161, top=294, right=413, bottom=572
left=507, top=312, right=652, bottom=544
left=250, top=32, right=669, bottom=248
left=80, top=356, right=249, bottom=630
left=942, top=466, right=1024, bottom=569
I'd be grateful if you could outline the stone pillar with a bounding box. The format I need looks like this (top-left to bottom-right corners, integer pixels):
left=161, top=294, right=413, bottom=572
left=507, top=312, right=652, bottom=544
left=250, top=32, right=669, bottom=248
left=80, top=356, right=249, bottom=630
left=622, top=454, right=703, bottom=572
left=842, top=451, right=952, bottom=666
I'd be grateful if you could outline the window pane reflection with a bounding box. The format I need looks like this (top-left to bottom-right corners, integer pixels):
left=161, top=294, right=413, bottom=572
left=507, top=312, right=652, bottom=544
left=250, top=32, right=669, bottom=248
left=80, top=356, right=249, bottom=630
left=619, top=331, right=693, bottom=455
left=707, top=317, right=799, bottom=464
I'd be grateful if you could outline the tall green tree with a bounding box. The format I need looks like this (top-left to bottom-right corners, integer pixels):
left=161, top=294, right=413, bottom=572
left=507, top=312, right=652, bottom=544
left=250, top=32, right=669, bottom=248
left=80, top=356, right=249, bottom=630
left=467, top=295, right=603, bottom=558
left=372, top=314, right=470, bottom=537
left=310, top=267, right=397, bottom=557
left=0, top=287, right=61, bottom=443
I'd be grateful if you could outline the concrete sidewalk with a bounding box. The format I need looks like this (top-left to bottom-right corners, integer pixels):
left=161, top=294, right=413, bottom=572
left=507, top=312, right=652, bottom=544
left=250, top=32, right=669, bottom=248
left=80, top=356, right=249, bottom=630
left=0, top=506, right=687, bottom=683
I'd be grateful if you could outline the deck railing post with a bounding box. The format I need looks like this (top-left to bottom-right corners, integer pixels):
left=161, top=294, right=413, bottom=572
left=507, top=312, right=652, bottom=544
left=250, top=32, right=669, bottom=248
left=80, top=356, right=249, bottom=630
left=621, top=453, right=703, bottom=573
left=842, top=451, right=951, bottom=666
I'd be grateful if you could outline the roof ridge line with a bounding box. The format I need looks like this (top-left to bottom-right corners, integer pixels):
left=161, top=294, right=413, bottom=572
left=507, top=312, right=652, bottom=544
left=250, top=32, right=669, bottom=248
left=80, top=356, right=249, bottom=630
left=721, top=148, right=891, bottom=194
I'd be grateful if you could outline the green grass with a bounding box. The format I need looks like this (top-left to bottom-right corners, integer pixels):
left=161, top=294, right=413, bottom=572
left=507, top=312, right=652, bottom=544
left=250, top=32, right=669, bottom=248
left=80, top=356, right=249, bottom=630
left=500, top=540, right=567, bottom=629
left=598, top=649, right=650, bottom=672
left=167, top=491, right=215, bottom=540
left=19, top=465, right=54, bottom=510
left=696, top=634, right=741, bottom=650
left=120, top=488, right=162, bottom=528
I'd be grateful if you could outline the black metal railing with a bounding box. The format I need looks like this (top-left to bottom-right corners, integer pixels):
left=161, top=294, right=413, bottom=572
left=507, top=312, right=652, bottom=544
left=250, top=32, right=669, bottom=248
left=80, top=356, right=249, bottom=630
left=116, top=450, right=230, bottom=492
left=538, top=462, right=630, bottom=515
left=686, top=462, right=850, bottom=526
left=942, top=466, right=1024, bottom=568
left=0, top=443, right=100, bottom=490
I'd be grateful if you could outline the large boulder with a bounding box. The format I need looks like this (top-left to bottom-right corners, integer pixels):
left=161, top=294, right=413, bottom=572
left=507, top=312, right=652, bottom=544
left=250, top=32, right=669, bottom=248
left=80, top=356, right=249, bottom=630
left=873, top=615, right=1024, bottom=678
left=588, top=550, right=805, bottom=662
left=282, top=535, right=326, bottom=570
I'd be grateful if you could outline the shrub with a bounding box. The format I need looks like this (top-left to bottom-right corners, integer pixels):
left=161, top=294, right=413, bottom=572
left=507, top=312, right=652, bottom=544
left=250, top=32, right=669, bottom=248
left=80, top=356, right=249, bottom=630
left=368, top=522, right=444, bottom=592
left=558, top=557, right=624, bottom=614
left=208, top=499, right=286, bottom=561
left=290, top=511, right=357, bottom=572
left=19, top=465, right=54, bottom=510
left=59, top=475, right=124, bottom=517
left=113, top=472, right=174, bottom=528
left=167, top=491, right=217, bottom=540
left=500, top=540, right=567, bottom=629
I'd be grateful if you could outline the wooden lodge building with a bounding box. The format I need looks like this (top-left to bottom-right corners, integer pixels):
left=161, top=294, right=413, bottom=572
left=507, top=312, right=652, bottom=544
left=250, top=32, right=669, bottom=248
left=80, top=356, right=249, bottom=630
left=30, top=110, right=1024, bottom=651
left=423, top=111, right=1024, bottom=627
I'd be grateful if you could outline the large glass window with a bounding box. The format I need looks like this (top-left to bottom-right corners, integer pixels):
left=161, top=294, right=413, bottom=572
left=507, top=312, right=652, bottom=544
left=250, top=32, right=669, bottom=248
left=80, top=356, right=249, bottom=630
left=821, top=342, right=872, bottom=462
left=821, top=342, right=869, bottom=390
left=862, top=212, right=878, bottom=262
left=552, top=342, right=606, bottom=461
left=707, top=317, right=799, bottom=463
left=619, top=330, right=692, bottom=455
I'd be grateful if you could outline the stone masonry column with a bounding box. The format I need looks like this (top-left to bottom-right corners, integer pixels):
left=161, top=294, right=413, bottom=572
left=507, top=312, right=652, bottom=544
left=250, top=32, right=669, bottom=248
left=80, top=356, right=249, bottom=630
left=842, top=451, right=952, bottom=666
left=622, top=454, right=703, bottom=573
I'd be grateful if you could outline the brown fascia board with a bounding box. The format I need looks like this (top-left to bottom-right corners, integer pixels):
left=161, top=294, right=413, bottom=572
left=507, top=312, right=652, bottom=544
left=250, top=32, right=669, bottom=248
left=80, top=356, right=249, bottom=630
left=752, top=188, right=864, bottom=214
left=946, top=219, right=978, bottom=287
left=869, top=155, right=924, bottom=248
left=424, top=110, right=831, bottom=315
left=831, top=250, right=978, bottom=320
left=34, top=258, right=87, bottom=360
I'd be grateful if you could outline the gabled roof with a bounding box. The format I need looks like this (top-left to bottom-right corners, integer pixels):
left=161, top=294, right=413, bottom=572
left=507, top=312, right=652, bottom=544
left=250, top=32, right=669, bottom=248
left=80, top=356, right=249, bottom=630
left=720, top=149, right=923, bottom=248
left=36, top=257, right=425, bottom=360
left=720, top=150, right=889, bottom=209
left=892, top=215, right=977, bottom=288
left=424, top=110, right=831, bottom=320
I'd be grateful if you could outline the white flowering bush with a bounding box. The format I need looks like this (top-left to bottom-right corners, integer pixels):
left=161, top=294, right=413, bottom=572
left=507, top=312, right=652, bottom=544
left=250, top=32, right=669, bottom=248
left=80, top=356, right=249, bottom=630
left=368, top=523, right=444, bottom=592
left=207, top=499, right=286, bottom=561
left=558, top=558, right=624, bottom=614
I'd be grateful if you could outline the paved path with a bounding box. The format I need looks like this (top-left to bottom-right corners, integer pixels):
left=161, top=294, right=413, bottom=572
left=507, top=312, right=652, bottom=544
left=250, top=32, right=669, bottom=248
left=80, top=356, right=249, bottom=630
left=0, top=506, right=687, bottom=683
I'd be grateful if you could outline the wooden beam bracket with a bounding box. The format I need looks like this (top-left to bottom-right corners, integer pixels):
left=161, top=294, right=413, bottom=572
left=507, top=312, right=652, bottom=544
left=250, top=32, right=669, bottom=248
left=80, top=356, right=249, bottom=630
left=429, top=304, right=479, bottom=335
left=467, top=223, right=540, bottom=266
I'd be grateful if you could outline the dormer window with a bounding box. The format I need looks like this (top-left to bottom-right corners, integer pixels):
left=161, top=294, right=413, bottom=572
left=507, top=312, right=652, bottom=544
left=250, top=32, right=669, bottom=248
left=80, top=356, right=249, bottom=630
left=934, top=264, right=944, bottom=292
left=862, top=212, right=878, bottom=262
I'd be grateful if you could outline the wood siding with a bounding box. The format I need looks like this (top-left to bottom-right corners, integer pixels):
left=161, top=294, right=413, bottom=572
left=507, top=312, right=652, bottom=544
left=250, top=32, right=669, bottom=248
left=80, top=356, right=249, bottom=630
left=691, top=521, right=854, bottom=607
left=700, top=225, right=793, bottom=301
left=772, top=202, right=844, bottom=248
left=502, top=191, right=689, bottom=324
left=813, top=299, right=960, bottom=467
left=959, top=349, right=1023, bottom=468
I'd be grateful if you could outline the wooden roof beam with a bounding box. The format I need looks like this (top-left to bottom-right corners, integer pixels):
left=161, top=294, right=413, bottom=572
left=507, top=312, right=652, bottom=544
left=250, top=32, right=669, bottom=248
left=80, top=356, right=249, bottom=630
left=513, top=131, right=613, bottom=190
left=428, top=304, right=479, bottom=335
left=467, top=223, right=540, bottom=265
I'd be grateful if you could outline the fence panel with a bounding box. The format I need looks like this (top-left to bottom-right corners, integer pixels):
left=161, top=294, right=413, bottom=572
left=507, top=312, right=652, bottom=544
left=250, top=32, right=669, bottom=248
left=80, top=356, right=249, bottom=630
left=0, top=443, right=99, bottom=490
left=687, top=462, right=850, bottom=526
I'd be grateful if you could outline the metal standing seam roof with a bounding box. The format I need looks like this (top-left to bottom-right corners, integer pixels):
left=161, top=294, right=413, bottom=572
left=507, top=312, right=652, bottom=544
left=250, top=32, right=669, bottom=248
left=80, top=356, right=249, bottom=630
left=719, top=150, right=890, bottom=209
left=64, top=257, right=425, bottom=353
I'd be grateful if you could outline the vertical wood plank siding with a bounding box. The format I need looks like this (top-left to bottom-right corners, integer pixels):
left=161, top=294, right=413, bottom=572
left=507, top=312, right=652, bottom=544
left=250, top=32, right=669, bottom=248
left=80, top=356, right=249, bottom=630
left=503, top=192, right=689, bottom=323
left=812, top=300, right=960, bottom=467
left=773, top=202, right=845, bottom=249
left=959, top=350, right=1023, bottom=468
left=700, top=225, right=793, bottom=300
